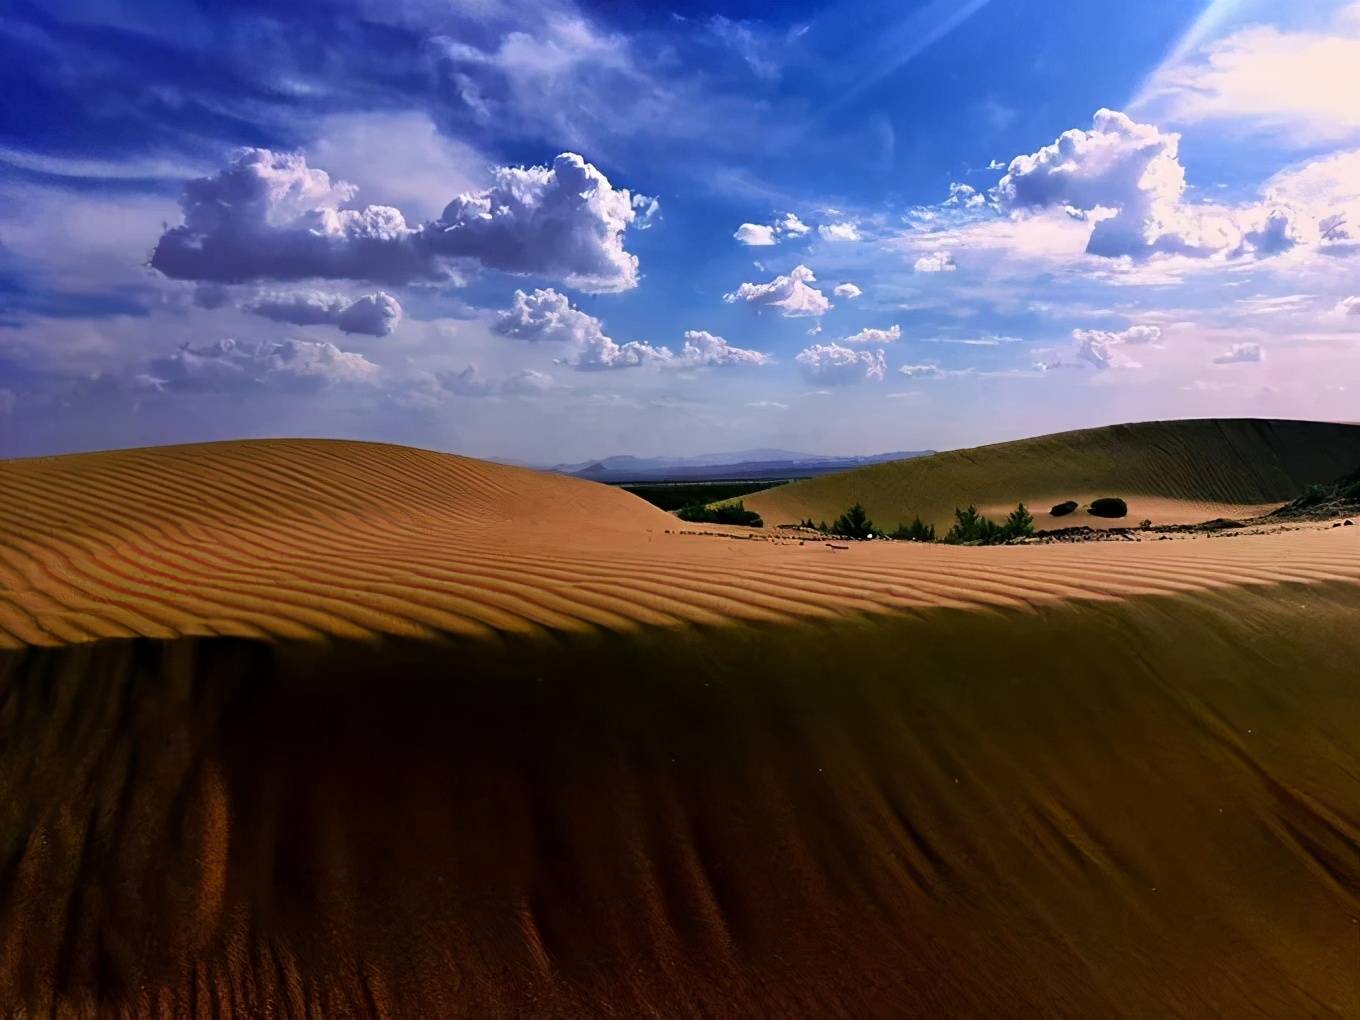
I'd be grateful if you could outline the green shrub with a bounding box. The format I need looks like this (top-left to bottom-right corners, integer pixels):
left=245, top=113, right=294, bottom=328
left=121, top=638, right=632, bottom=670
left=830, top=502, right=875, bottom=539
left=890, top=516, right=936, bottom=542
left=676, top=501, right=763, bottom=526
left=1002, top=502, right=1035, bottom=539
left=944, top=502, right=1032, bottom=544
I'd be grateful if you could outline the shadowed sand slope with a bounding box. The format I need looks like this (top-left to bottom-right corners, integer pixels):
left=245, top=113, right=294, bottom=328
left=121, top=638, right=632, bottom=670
left=2, top=438, right=1360, bottom=1016
left=745, top=417, right=1360, bottom=530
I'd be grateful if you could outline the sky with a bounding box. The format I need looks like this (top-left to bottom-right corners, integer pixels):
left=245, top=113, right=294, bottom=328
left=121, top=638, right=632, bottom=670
left=2, top=0, right=1359, bottom=463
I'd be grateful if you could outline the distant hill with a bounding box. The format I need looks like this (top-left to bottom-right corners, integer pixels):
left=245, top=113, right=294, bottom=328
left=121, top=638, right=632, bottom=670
left=744, top=418, right=1360, bottom=530
left=548, top=449, right=934, bottom=483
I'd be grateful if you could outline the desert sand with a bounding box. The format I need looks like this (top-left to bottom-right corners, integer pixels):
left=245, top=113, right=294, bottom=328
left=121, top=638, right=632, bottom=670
left=2, top=429, right=1359, bottom=1017
left=745, top=417, right=1360, bottom=531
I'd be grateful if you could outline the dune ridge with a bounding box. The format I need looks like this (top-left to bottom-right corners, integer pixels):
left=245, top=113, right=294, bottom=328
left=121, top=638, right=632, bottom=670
left=4, top=437, right=1360, bottom=649
left=2, top=435, right=1360, bottom=1016
left=745, top=417, right=1360, bottom=530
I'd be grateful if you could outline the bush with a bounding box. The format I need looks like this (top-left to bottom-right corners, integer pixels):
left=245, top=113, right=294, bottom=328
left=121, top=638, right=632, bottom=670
left=944, top=502, right=1033, bottom=544
left=891, top=516, right=936, bottom=542
left=944, top=504, right=1003, bottom=544
left=831, top=502, right=875, bottom=539
left=1003, top=502, right=1035, bottom=539
left=676, top=500, right=763, bottom=527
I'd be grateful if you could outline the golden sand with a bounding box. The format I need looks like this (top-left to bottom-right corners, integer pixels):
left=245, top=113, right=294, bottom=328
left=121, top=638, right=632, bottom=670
left=1, top=434, right=1358, bottom=1016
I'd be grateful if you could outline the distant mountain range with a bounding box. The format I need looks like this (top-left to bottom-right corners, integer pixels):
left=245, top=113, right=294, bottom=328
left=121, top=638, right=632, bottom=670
left=542, top=449, right=934, bottom=483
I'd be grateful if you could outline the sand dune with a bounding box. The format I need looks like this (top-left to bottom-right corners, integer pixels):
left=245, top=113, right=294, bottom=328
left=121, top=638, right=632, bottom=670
left=2, top=436, right=1360, bottom=1016
left=745, top=417, right=1360, bottom=531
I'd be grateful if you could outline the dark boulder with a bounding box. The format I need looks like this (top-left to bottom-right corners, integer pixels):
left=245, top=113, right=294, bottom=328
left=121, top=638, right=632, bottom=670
left=1050, top=500, right=1078, bottom=517
left=1088, top=497, right=1129, bottom=519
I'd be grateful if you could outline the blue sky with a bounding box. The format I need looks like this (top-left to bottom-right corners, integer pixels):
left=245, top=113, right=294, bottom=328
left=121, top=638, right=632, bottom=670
left=2, top=0, right=1359, bottom=462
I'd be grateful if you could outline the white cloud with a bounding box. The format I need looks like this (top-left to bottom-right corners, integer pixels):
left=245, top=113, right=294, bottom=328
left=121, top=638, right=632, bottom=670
left=944, top=182, right=986, bottom=209
left=1213, top=342, right=1265, bottom=364
left=1338, top=295, right=1360, bottom=315
left=794, top=343, right=885, bottom=384
left=245, top=290, right=403, bottom=336
left=734, top=222, right=777, bottom=246
left=734, top=211, right=811, bottom=246
left=833, top=282, right=862, bottom=298
left=491, top=287, right=670, bottom=370
left=675, top=330, right=771, bottom=367
left=425, top=152, right=652, bottom=292
left=843, top=324, right=901, bottom=344
left=152, top=149, right=652, bottom=292
left=1133, top=9, right=1360, bottom=144
left=147, top=338, right=381, bottom=392
left=818, top=221, right=861, bottom=242
left=493, top=287, right=606, bottom=344
left=442, top=365, right=557, bottom=396
left=1071, top=323, right=1162, bottom=370
left=747, top=400, right=788, bottom=410
left=573, top=335, right=673, bottom=370
left=913, top=251, right=957, bottom=272
left=723, top=264, right=831, bottom=317
left=897, top=363, right=942, bottom=378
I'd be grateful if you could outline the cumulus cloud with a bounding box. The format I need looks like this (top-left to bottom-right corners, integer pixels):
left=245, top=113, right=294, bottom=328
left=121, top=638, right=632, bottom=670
left=491, top=287, right=679, bottom=371
left=146, top=338, right=381, bottom=392
left=944, top=182, right=986, bottom=209
left=150, top=149, right=434, bottom=285
left=1213, top=342, right=1264, bottom=365
left=573, top=335, right=673, bottom=370
left=245, top=290, right=403, bottom=336
left=733, top=211, right=811, bottom=246
left=675, top=330, right=771, bottom=367
left=833, top=282, right=862, bottom=299
left=1071, top=323, right=1162, bottom=370
left=424, top=152, right=652, bottom=292
left=818, top=221, right=861, bottom=242
left=1338, top=296, right=1360, bottom=316
left=151, top=148, right=652, bottom=292
left=734, top=222, right=776, bottom=246
left=989, top=108, right=1319, bottom=263
left=914, top=251, right=957, bottom=272
left=794, top=343, right=885, bottom=384
left=493, top=288, right=606, bottom=344
left=843, top=324, right=901, bottom=344
left=723, top=264, right=831, bottom=317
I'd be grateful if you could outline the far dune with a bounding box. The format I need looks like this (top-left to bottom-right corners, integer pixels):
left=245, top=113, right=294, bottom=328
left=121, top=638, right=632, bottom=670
left=744, top=417, right=1360, bottom=531
left=2, top=434, right=1359, bottom=1016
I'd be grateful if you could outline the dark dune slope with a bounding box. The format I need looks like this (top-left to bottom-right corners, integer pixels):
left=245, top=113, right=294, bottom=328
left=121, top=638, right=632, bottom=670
left=746, top=417, right=1360, bottom=530
left=2, top=581, right=1358, bottom=1017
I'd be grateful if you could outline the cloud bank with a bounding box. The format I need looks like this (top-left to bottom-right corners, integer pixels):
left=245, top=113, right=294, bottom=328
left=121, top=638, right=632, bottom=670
left=152, top=149, right=652, bottom=292
left=245, top=290, right=403, bottom=336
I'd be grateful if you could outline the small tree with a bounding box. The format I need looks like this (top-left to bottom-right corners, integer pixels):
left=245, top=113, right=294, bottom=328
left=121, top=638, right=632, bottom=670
left=891, top=516, right=936, bottom=542
left=1002, top=502, right=1035, bottom=540
left=831, top=502, right=874, bottom=539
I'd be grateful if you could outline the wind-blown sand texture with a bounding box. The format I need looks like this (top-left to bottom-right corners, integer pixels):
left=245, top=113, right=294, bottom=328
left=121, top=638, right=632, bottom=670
left=2, top=433, right=1359, bottom=1017
left=745, top=417, right=1360, bottom=531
